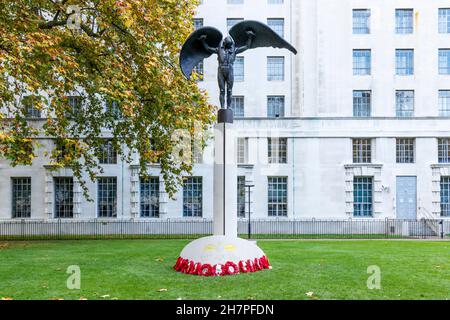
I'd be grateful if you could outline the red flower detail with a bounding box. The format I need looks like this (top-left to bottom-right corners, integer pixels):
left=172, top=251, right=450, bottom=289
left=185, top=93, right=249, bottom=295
left=199, top=264, right=213, bottom=276
left=173, top=257, right=183, bottom=270
left=245, top=259, right=254, bottom=272
left=254, top=258, right=262, bottom=271
left=238, top=261, right=248, bottom=273
left=260, top=256, right=270, bottom=269
left=224, top=261, right=239, bottom=275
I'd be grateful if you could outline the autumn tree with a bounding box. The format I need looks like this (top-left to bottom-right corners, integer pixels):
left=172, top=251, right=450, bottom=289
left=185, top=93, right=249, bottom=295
left=0, top=0, right=214, bottom=197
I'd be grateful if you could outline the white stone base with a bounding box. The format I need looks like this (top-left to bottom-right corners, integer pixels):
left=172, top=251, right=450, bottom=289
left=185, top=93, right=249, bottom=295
left=173, top=235, right=271, bottom=276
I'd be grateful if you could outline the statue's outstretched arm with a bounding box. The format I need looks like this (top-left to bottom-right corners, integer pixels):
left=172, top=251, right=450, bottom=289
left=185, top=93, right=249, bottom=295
left=236, top=30, right=255, bottom=54
left=199, top=35, right=218, bottom=54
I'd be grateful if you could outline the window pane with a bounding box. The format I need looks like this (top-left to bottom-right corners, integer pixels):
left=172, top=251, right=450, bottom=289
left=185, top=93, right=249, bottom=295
left=438, top=8, right=450, bottom=33
left=12, top=177, right=31, bottom=218
left=22, top=96, right=41, bottom=118
left=396, top=138, right=415, bottom=163
left=99, top=139, right=117, bottom=164
left=230, top=96, right=244, bottom=117
left=193, top=18, right=203, bottom=30
left=140, top=177, right=160, bottom=218
left=440, top=177, right=450, bottom=217
left=353, top=138, right=372, bottom=163
left=439, top=49, right=450, bottom=75
left=234, top=56, right=244, bottom=82
left=353, top=91, right=371, bottom=117
left=183, top=177, right=202, bottom=217
left=227, top=18, right=243, bottom=31
left=396, top=49, right=414, bottom=75
left=396, top=9, right=413, bottom=34
left=353, top=177, right=373, bottom=217
left=236, top=137, right=247, bottom=164
left=353, top=50, right=371, bottom=75
left=268, top=177, right=287, bottom=217
left=54, top=177, right=74, bottom=218
left=267, top=96, right=285, bottom=117
left=438, top=138, right=450, bottom=163
left=98, top=177, right=117, bottom=218
left=267, top=57, right=284, bottom=81
left=396, top=90, right=414, bottom=117
left=267, top=18, right=284, bottom=38
left=268, top=137, right=287, bottom=164
left=353, top=9, right=371, bottom=34
left=439, top=90, right=450, bottom=116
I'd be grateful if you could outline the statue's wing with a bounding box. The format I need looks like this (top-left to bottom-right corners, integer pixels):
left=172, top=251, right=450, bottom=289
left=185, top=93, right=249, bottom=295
left=179, top=27, right=223, bottom=79
left=229, top=20, right=297, bottom=54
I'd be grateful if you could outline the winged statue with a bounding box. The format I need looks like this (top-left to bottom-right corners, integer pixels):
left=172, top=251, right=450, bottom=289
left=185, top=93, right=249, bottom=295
left=180, top=20, right=298, bottom=109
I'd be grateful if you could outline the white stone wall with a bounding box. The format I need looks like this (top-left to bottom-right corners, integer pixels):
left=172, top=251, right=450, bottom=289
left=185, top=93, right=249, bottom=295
left=1, top=0, right=450, bottom=221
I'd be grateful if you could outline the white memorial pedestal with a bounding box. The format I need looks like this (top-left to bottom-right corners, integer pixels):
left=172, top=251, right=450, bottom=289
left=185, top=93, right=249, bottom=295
left=174, top=109, right=271, bottom=276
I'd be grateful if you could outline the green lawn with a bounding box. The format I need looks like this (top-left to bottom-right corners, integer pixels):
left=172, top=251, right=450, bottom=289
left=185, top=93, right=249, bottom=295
left=0, top=240, right=448, bottom=300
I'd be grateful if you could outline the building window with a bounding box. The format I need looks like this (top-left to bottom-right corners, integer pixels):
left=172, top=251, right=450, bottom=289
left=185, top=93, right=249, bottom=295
left=191, top=140, right=203, bottom=164
left=438, top=138, right=450, bottom=163
left=396, top=90, right=414, bottom=117
left=236, top=137, right=248, bottom=164
left=396, top=138, right=415, bottom=163
left=237, top=176, right=246, bottom=218
left=353, top=9, right=371, bottom=34
left=22, top=96, right=41, bottom=118
left=267, top=18, right=284, bottom=38
left=99, top=139, right=117, bottom=164
left=193, top=18, right=203, bottom=30
left=353, top=138, right=372, bottom=163
left=230, top=96, right=244, bottom=117
left=439, top=8, right=450, bottom=33
left=68, top=96, right=82, bottom=114
left=396, top=49, right=414, bottom=75
left=268, top=0, right=283, bottom=4
left=107, top=100, right=122, bottom=119
left=227, top=0, right=243, bottom=4
left=98, top=177, right=117, bottom=218
left=54, top=177, right=74, bottom=218
left=227, top=18, right=243, bottom=31
left=268, top=137, right=287, bottom=164
left=353, top=90, right=371, bottom=117
left=183, top=177, right=202, bottom=217
left=353, top=50, right=371, bottom=75
left=439, top=90, right=450, bottom=116
left=267, top=56, right=284, bottom=81
left=353, top=177, right=373, bottom=217
left=268, top=177, right=287, bottom=217
left=439, top=49, right=450, bottom=75
left=11, top=177, right=31, bottom=218
left=234, top=56, right=244, bottom=82
left=396, top=9, right=414, bottom=34
left=441, top=177, right=450, bottom=217
left=267, top=96, right=285, bottom=118
left=140, top=177, right=159, bottom=218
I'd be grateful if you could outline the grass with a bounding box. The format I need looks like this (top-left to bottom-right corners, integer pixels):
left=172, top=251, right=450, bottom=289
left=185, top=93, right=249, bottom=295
left=0, top=240, right=448, bottom=300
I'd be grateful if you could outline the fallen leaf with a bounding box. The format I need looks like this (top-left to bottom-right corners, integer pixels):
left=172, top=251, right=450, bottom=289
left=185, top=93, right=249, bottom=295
left=176, top=297, right=182, bottom=300
left=155, top=258, right=164, bottom=262
left=305, top=292, right=314, bottom=297
left=100, top=294, right=110, bottom=299
left=1, top=297, right=13, bottom=300
left=79, top=297, right=87, bottom=300
left=157, top=288, right=168, bottom=292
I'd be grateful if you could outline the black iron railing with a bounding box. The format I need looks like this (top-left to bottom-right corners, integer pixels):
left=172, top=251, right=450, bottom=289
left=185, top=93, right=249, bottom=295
left=0, top=218, right=447, bottom=241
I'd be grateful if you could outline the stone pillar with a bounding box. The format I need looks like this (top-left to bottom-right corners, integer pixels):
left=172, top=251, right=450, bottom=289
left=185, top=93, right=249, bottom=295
left=213, top=109, right=237, bottom=237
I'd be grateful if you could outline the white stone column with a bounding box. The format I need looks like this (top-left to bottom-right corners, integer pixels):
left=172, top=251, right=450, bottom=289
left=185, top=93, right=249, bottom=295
left=213, top=120, right=237, bottom=237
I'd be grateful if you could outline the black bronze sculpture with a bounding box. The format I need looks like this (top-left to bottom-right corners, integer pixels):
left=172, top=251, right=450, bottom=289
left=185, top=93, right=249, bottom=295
left=180, top=20, right=297, bottom=109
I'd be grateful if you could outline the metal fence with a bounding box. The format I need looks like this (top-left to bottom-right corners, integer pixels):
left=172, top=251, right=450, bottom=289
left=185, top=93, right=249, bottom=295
left=0, top=219, right=448, bottom=241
